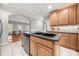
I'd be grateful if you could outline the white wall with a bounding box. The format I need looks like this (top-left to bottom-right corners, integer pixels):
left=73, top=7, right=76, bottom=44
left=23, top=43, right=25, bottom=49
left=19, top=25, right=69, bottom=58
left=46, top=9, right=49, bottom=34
left=8, top=24, right=13, bottom=33
left=12, top=23, right=18, bottom=31
left=0, top=9, right=13, bottom=45
left=8, top=22, right=30, bottom=33
left=9, top=14, right=29, bottom=24
left=44, top=18, right=51, bottom=32
left=31, top=17, right=44, bottom=32
left=9, top=14, right=30, bottom=33
left=18, top=24, right=23, bottom=31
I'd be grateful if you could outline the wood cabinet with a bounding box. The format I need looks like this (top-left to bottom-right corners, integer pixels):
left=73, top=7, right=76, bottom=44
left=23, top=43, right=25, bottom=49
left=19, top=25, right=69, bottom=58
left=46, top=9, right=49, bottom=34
left=69, top=34, right=77, bottom=50
left=58, top=8, right=68, bottom=25
left=37, top=44, right=53, bottom=56
left=77, top=35, right=79, bottom=51
left=58, top=34, right=70, bottom=48
left=49, top=4, right=78, bottom=26
left=69, top=5, right=77, bottom=25
left=30, top=36, right=55, bottom=56
left=30, top=40, right=37, bottom=56
left=77, top=4, right=79, bottom=24
left=58, top=33, right=77, bottom=51
left=30, top=36, right=53, bottom=49
left=50, top=12, right=58, bottom=26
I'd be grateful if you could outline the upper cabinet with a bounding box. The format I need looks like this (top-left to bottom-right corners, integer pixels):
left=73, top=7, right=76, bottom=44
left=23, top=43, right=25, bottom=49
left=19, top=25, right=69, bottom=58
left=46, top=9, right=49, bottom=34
left=50, top=12, right=58, bottom=26
left=49, top=4, right=78, bottom=26
left=69, top=5, right=77, bottom=25
left=77, top=4, right=79, bottom=24
left=58, top=8, right=68, bottom=25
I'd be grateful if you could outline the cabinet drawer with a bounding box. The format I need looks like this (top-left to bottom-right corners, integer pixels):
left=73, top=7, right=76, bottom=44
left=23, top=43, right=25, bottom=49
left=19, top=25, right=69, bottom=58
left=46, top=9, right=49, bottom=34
left=37, top=44, right=53, bottom=56
left=30, top=36, right=53, bottom=49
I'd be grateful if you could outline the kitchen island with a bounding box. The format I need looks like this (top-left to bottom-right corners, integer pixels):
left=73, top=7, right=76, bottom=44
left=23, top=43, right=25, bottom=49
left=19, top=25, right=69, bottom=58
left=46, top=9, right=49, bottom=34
left=29, top=32, right=61, bottom=56
left=22, top=32, right=61, bottom=56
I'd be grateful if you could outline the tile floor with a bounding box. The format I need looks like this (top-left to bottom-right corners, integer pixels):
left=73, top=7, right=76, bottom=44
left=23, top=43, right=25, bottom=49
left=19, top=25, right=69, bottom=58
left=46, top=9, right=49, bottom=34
left=1, top=41, right=28, bottom=56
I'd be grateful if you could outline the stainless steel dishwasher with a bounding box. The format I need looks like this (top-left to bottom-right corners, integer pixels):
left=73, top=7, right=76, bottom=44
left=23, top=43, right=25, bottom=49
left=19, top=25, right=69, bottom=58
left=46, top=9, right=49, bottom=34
left=0, top=19, right=3, bottom=56
left=22, top=32, right=30, bottom=55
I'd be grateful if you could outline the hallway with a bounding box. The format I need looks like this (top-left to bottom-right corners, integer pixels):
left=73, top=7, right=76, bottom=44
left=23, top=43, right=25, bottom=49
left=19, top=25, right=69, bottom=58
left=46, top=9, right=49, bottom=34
left=1, top=41, right=28, bottom=56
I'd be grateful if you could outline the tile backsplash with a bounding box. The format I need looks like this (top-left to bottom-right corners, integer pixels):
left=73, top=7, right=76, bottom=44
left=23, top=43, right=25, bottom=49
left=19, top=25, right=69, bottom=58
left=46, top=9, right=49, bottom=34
left=51, top=25, right=79, bottom=33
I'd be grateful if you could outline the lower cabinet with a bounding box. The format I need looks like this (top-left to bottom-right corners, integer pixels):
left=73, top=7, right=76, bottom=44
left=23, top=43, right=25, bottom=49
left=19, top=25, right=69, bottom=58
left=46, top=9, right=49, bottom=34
left=37, top=44, right=53, bottom=56
left=30, top=36, right=54, bottom=56
left=30, top=34, right=79, bottom=56
left=30, top=40, right=37, bottom=56
left=69, top=34, right=77, bottom=50
left=78, top=35, right=79, bottom=51
left=58, top=33, right=77, bottom=51
left=58, top=34, right=70, bottom=48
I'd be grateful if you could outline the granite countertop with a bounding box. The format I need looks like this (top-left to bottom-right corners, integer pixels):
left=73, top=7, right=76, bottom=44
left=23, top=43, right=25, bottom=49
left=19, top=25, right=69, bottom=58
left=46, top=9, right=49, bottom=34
left=31, top=33, right=61, bottom=41
left=22, top=32, right=61, bottom=41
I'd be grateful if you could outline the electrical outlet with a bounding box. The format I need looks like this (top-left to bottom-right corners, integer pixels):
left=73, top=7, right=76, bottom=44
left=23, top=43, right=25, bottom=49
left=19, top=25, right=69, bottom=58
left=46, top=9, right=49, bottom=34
left=58, top=28, right=59, bottom=30
left=52, top=28, right=54, bottom=30
left=78, top=27, right=79, bottom=30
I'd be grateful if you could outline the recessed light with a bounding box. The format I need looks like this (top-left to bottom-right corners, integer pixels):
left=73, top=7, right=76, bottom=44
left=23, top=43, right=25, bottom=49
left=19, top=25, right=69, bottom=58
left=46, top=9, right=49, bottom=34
left=48, top=5, right=52, bottom=10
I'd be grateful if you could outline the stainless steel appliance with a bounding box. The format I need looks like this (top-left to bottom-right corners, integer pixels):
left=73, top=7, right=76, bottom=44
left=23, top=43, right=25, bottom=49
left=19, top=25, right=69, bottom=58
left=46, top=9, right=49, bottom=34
left=0, top=19, right=3, bottom=37
left=0, top=19, right=3, bottom=55
left=22, top=32, right=30, bottom=55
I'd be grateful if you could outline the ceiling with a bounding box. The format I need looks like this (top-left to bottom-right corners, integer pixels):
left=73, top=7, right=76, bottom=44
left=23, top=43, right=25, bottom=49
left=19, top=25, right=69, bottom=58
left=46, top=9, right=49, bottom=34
left=0, top=3, right=70, bottom=18
left=9, top=14, right=30, bottom=24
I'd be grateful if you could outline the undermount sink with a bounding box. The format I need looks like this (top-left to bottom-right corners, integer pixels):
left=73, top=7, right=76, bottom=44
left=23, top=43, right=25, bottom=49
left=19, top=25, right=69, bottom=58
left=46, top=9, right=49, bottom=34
left=33, top=32, right=44, bottom=35
left=32, top=32, right=61, bottom=41
left=42, top=33, right=56, bottom=37
left=33, top=32, right=56, bottom=38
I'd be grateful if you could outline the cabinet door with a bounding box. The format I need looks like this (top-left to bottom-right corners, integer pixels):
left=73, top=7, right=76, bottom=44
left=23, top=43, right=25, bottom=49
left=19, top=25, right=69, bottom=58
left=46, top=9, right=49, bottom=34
left=69, top=5, right=77, bottom=25
left=69, top=34, right=77, bottom=50
left=30, top=40, right=37, bottom=56
left=58, top=34, right=77, bottom=51
left=77, top=4, right=79, bottom=24
left=50, top=12, right=58, bottom=26
left=58, top=34, right=70, bottom=48
left=77, top=35, right=79, bottom=51
left=58, top=8, right=68, bottom=25
left=37, top=44, right=53, bottom=56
